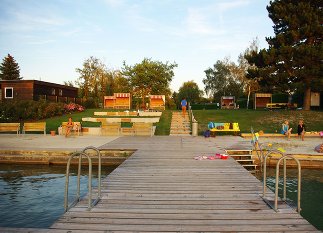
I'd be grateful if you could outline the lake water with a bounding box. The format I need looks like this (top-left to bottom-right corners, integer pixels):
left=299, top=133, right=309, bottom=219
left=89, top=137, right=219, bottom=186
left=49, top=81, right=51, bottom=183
left=255, top=168, right=323, bottom=230
left=0, top=164, right=117, bottom=228
left=0, top=164, right=322, bottom=230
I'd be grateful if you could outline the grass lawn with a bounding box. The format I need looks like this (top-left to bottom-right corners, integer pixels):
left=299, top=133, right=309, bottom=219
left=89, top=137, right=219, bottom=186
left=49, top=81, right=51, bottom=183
left=193, top=109, right=323, bottom=134
left=45, top=109, right=102, bottom=133
left=43, top=108, right=322, bottom=135
left=44, top=109, right=172, bottom=135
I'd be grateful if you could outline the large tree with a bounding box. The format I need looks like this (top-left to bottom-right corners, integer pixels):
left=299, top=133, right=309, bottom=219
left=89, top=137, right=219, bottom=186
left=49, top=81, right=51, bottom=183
left=177, top=81, right=203, bottom=106
left=0, top=54, right=21, bottom=80
left=75, top=56, right=110, bottom=107
left=245, top=0, right=322, bottom=110
left=203, top=58, right=244, bottom=102
left=121, top=58, right=177, bottom=108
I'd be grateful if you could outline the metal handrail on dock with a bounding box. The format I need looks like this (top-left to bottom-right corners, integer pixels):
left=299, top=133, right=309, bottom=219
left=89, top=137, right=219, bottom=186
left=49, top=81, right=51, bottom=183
left=64, top=146, right=102, bottom=212
left=262, top=148, right=302, bottom=213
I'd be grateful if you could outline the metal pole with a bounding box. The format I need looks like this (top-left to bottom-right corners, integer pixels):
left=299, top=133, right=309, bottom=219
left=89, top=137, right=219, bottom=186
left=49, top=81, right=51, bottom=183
left=283, top=158, right=287, bottom=201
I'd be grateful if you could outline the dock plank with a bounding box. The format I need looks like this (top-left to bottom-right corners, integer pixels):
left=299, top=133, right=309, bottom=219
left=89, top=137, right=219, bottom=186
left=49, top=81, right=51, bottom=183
left=49, top=136, right=318, bottom=232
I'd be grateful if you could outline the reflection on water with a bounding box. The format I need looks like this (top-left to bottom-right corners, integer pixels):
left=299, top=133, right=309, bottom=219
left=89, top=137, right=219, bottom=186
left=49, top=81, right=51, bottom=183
left=255, top=168, right=323, bottom=231
left=0, top=164, right=117, bottom=228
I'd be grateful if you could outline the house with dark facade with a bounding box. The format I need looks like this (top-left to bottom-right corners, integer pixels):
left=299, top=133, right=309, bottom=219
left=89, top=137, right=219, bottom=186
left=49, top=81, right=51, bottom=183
left=0, top=80, right=80, bottom=103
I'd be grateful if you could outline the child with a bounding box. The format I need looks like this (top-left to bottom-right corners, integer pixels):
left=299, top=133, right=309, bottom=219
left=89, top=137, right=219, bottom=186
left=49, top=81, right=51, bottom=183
left=281, top=120, right=292, bottom=140
left=297, top=119, right=306, bottom=141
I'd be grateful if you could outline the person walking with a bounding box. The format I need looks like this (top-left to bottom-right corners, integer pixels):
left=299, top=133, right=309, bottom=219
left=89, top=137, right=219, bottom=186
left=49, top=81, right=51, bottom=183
left=181, top=98, right=187, bottom=117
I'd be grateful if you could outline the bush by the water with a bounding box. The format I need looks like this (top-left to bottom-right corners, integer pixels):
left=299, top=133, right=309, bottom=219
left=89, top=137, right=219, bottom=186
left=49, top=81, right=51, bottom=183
left=0, top=100, right=85, bottom=122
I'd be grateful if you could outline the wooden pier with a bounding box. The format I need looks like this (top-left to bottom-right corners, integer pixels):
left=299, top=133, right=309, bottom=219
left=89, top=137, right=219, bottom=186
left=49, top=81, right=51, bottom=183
left=49, top=136, right=318, bottom=232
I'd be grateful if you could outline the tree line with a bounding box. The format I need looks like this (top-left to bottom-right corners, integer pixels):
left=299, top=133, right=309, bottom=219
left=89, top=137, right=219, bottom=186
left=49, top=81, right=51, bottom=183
left=1, top=0, right=321, bottom=110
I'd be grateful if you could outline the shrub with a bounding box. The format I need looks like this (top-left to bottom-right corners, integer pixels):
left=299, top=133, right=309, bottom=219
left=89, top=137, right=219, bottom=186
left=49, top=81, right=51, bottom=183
left=0, top=100, right=85, bottom=122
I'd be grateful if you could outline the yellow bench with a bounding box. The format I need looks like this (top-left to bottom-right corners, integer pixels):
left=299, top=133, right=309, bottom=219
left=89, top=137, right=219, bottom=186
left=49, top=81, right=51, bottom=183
left=61, top=122, right=81, bottom=136
left=0, top=123, right=20, bottom=135
left=266, top=103, right=288, bottom=109
left=101, top=122, right=121, bottom=136
left=210, top=123, right=240, bottom=135
left=23, top=122, right=46, bottom=135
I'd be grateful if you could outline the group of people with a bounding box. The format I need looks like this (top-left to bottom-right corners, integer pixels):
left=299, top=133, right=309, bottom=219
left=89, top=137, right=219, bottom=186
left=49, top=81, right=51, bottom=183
left=281, top=119, right=306, bottom=140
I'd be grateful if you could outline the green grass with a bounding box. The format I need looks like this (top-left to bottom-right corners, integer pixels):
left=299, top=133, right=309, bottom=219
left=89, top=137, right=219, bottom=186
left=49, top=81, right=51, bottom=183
left=45, top=109, right=102, bottom=133
left=43, top=108, right=323, bottom=135
left=193, top=109, right=323, bottom=134
left=154, top=110, right=172, bottom=135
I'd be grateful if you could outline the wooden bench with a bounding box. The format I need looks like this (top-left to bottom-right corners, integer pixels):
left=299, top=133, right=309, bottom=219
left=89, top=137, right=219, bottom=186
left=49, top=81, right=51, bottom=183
left=23, top=122, right=46, bottom=135
left=61, top=122, right=81, bottom=136
left=133, top=122, right=154, bottom=136
left=210, top=123, right=240, bottom=136
left=101, top=122, right=121, bottom=136
left=0, top=123, right=20, bottom=135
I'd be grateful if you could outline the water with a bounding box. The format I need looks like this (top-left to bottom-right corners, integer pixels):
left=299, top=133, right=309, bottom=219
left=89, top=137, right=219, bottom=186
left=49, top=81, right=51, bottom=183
left=0, top=164, right=117, bottom=228
left=255, top=168, right=323, bottom=230
left=0, top=165, right=322, bottom=230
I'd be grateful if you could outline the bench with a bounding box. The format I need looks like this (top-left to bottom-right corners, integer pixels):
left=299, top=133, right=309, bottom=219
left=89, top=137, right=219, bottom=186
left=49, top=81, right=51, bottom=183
left=61, top=122, right=82, bottom=136
left=210, top=123, right=240, bottom=136
left=0, top=123, right=20, bottom=135
left=101, top=122, right=121, bottom=136
left=133, top=122, right=154, bottom=136
left=23, top=122, right=46, bottom=135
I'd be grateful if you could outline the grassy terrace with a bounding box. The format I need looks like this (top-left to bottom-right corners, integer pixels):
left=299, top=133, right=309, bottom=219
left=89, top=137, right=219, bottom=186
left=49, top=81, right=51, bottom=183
left=193, top=109, right=323, bottom=134
left=43, top=109, right=323, bottom=135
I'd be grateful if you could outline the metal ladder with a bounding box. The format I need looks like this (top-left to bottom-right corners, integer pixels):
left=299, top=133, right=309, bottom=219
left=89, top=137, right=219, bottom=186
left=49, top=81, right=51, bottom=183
left=251, top=127, right=302, bottom=213
left=262, top=151, right=302, bottom=213
left=64, top=146, right=102, bottom=212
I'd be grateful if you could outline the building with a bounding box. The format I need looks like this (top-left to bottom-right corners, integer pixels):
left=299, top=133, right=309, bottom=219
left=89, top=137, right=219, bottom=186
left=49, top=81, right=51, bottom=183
left=104, top=93, right=131, bottom=109
left=149, top=95, right=165, bottom=110
left=0, top=80, right=80, bottom=103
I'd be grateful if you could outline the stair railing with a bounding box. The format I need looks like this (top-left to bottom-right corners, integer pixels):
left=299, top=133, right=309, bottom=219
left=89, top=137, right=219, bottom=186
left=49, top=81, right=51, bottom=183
left=64, top=146, right=102, bottom=212
left=64, top=151, right=92, bottom=212
left=82, top=146, right=102, bottom=206
left=262, top=150, right=302, bottom=213
left=274, top=155, right=301, bottom=213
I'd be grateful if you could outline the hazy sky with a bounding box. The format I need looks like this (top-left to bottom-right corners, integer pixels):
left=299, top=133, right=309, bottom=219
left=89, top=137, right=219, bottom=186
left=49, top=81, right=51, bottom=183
left=0, top=0, right=274, bottom=92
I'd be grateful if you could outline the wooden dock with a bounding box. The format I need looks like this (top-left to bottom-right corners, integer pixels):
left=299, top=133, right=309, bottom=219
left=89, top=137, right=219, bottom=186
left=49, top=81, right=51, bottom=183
left=49, top=136, right=318, bottom=232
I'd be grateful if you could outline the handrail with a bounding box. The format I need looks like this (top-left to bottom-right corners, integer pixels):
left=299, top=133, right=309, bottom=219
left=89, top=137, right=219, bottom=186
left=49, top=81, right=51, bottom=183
left=82, top=146, right=102, bottom=207
left=262, top=150, right=285, bottom=197
left=274, top=155, right=301, bottom=213
left=64, top=151, right=92, bottom=212
left=252, top=126, right=302, bottom=213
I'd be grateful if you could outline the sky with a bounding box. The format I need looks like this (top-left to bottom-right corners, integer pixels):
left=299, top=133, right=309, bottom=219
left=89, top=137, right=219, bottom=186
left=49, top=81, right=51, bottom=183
left=0, top=0, right=274, bottom=93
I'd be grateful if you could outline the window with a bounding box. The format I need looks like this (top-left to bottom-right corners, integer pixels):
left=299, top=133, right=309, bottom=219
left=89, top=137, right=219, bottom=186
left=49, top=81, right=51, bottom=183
left=51, top=88, right=56, bottom=95
left=5, top=87, right=13, bottom=99
left=59, top=89, right=63, bottom=96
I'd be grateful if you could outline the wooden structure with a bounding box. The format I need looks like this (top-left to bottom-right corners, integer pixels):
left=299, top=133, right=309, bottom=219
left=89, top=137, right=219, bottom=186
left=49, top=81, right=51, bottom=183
left=0, top=80, right=79, bottom=103
left=0, top=123, right=20, bottom=135
left=254, top=93, right=272, bottom=109
left=149, top=95, right=165, bottom=110
left=50, top=136, right=317, bottom=232
left=221, top=96, right=235, bottom=109
left=22, top=122, right=46, bottom=135
left=104, top=93, right=131, bottom=109
left=310, top=92, right=320, bottom=107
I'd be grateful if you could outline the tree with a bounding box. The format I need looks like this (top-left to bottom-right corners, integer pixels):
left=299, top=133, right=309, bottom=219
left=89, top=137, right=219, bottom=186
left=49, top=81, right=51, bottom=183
left=203, top=58, right=244, bottom=103
left=75, top=56, right=110, bottom=107
left=0, top=54, right=21, bottom=80
left=245, top=0, right=323, bottom=110
left=238, top=38, right=261, bottom=109
left=121, top=58, right=177, bottom=108
left=177, top=81, right=203, bottom=106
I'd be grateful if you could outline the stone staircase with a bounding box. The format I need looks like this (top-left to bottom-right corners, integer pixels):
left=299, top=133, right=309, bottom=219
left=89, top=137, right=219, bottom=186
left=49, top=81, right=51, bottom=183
left=169, top=111, right=191, bottom=136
